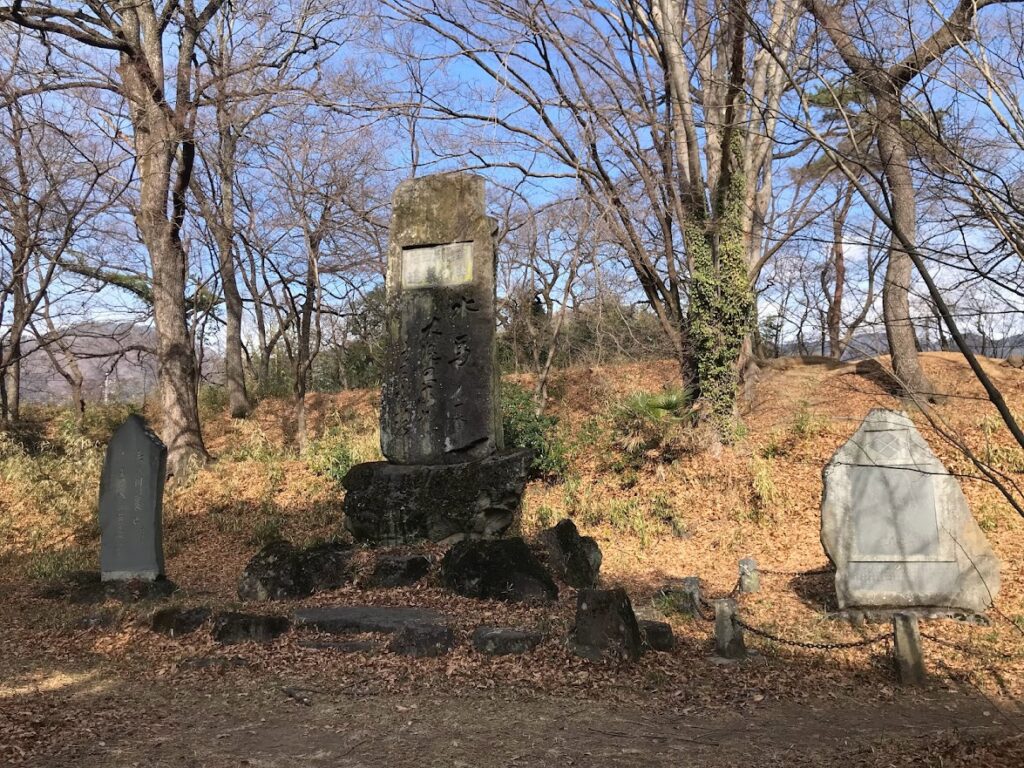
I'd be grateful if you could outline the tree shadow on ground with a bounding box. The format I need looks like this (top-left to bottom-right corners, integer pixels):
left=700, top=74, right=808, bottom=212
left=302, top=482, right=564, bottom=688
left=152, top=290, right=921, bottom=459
left=851, top=359, right=904, bottom=398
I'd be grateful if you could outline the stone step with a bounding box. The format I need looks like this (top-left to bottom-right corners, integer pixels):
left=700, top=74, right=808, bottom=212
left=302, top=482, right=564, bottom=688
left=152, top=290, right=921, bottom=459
left=293, top=605, right=446, bottom=635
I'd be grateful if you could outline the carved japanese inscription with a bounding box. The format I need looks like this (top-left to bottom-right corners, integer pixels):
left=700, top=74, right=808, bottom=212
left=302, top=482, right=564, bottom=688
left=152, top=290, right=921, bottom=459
left=380, top=173, right=502, bottom=465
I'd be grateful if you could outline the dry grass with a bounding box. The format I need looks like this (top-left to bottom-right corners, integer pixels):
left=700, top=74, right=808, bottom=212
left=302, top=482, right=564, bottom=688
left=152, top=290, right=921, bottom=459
left=1, top=352, right=1024, bottom=765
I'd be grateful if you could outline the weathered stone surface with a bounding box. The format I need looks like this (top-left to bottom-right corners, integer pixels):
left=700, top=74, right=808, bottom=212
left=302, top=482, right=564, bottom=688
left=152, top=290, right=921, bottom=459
left=238, top=540, right=353, bottom=601
left=380, top=172, right=502, bottom=465
left=296, top=542, right=353, bottom=593
left=570, top=587, right=642, bottom=662
left=1006, top=353, right=1024, bottom=369
left=472, top=626, right=543, bottom=655
left=893, top=613, right=926, bottom=684
left=537, top=519, right=602, bottom=589
left=366, top=555, right=431, bottom=588
left=738, top=557, right=760, bottom=594
left=822, top=409, right=1001, bottom=612
left=440, top=538, right=558, bottom=603
left=388, top=624, right=455, bottom=657
left=712, top=599, right=746, bottom=659
left=638, top=619, right=674, bottom=652
left=293, top=605, right=444, bottom=635
left=211, top=612, right=290, bottom=644
left=151, top=606, right=210, bottom=637
left=342, top=449, right=531, bottom=545
left=99, top=415, right=166, bottom=581
left=238, top=541, right=304, bottom=601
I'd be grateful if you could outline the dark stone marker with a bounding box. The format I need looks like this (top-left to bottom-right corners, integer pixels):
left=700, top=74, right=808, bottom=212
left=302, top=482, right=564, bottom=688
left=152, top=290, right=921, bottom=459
left=98, top=415, right=167, bottom=582
left=440, top=538, right=558, bottom=603
left=570, top=587, right=643, bottom=662
left=380, top=172, right=502, bottom=465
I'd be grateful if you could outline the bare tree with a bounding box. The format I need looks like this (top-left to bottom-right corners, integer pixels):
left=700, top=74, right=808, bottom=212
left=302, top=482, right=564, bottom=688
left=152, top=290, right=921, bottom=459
left=0, top=0, right=233, bottom=478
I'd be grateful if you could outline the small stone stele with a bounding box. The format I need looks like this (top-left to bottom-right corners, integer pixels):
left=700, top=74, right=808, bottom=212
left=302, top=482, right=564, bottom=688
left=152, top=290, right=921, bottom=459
left=440, top=538, right=558, bottom=603
left=822, top=409, right=1001, bottom=612
left=570, top=587, right=643, bottom=662
left=892, top=613, right=926, bottom=685
left=98, top=415, right=166, bottom=582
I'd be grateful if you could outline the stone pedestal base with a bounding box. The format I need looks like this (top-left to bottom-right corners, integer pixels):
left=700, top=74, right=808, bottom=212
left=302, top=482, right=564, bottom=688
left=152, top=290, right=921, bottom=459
left=342, top=449, right=532, bottom=545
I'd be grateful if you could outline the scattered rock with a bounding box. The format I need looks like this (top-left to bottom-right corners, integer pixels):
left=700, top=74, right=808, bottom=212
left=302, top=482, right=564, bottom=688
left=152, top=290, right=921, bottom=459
left=366, top=555, right=431, bottom=588
left=151, top=606, right=211, bottom=637
left=342, top=449, right=533, bottom=544
left=1006, top=353, right=1024, bottom=369
left=388, top=624, right=455, bottom=657
left=211, top=611, right=290, bottom=644
left=440, top=538, right=558, bottom=603
left=237, top=541, right=305, bottom=601
left=296, top=541, right=353, bottom=593
left=472, top=626, right=543, bottom=655
left=238, top=540, right=353, bottom=601
left=570, top=587, right=642, bottom=662
left=638, top=619, right=674, bottom=652
left=655, top=577, right=703, bottom=617
left=537, top=519, right=602, bottom=589
left=293, top=605, right=445, bottom=635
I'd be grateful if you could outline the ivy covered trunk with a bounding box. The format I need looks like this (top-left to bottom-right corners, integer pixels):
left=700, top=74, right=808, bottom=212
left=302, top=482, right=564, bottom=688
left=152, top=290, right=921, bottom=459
left=686, top=136, right=755, bottom=430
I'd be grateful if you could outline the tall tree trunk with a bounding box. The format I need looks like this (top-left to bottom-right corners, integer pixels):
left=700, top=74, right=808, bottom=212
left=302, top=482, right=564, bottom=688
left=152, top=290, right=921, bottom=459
left=215, top=137, right=251, bottom=418
left=876, top=97, right=937, bottom=400
left=125, top=59, right=208, bottom=478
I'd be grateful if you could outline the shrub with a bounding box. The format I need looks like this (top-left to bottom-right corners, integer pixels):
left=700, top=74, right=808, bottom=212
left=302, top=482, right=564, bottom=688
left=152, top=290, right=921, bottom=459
left=612, top=387, right=696, bottom=458
left=306, top=427, right=357, bottom=485
left=501, top=382, right=568, bottom=479
left=198, top=384, right=230, bottom=420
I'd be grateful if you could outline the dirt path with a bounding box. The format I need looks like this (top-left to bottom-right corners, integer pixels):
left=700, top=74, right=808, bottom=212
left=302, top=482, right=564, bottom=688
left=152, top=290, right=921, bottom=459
left=36, top=678, right=1022, bottom=768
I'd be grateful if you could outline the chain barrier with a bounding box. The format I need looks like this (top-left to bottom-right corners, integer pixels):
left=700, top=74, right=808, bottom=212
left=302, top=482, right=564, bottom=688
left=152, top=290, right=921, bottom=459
left=732, top=615, right=893, bottom=650
left=758, top=566, right=835, bottom=577
left=919, top=630, right=1018, bottom=661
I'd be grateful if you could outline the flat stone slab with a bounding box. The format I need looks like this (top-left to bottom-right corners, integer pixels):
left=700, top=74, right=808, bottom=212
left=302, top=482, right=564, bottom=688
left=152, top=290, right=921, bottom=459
left=472, top=626, right=543, bottom=655
left=293, top=605, right=446, bottom=635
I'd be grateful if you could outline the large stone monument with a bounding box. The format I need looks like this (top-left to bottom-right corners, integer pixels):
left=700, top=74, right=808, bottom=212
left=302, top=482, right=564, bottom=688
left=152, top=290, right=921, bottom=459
left=821, top=409, right=1000, bottom=613
left=99, top=414, right=167, bottom=581
left=343, top=173, right=531, bottom=544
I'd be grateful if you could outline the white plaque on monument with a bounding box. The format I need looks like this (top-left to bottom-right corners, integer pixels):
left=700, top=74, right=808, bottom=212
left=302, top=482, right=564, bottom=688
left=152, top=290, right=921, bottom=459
left=401, top=242, right=473, bottom=289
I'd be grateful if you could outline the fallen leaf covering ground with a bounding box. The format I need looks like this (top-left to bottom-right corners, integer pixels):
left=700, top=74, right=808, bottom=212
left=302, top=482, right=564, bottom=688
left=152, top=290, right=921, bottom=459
left=1, top=352, right=1023, bottom=766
